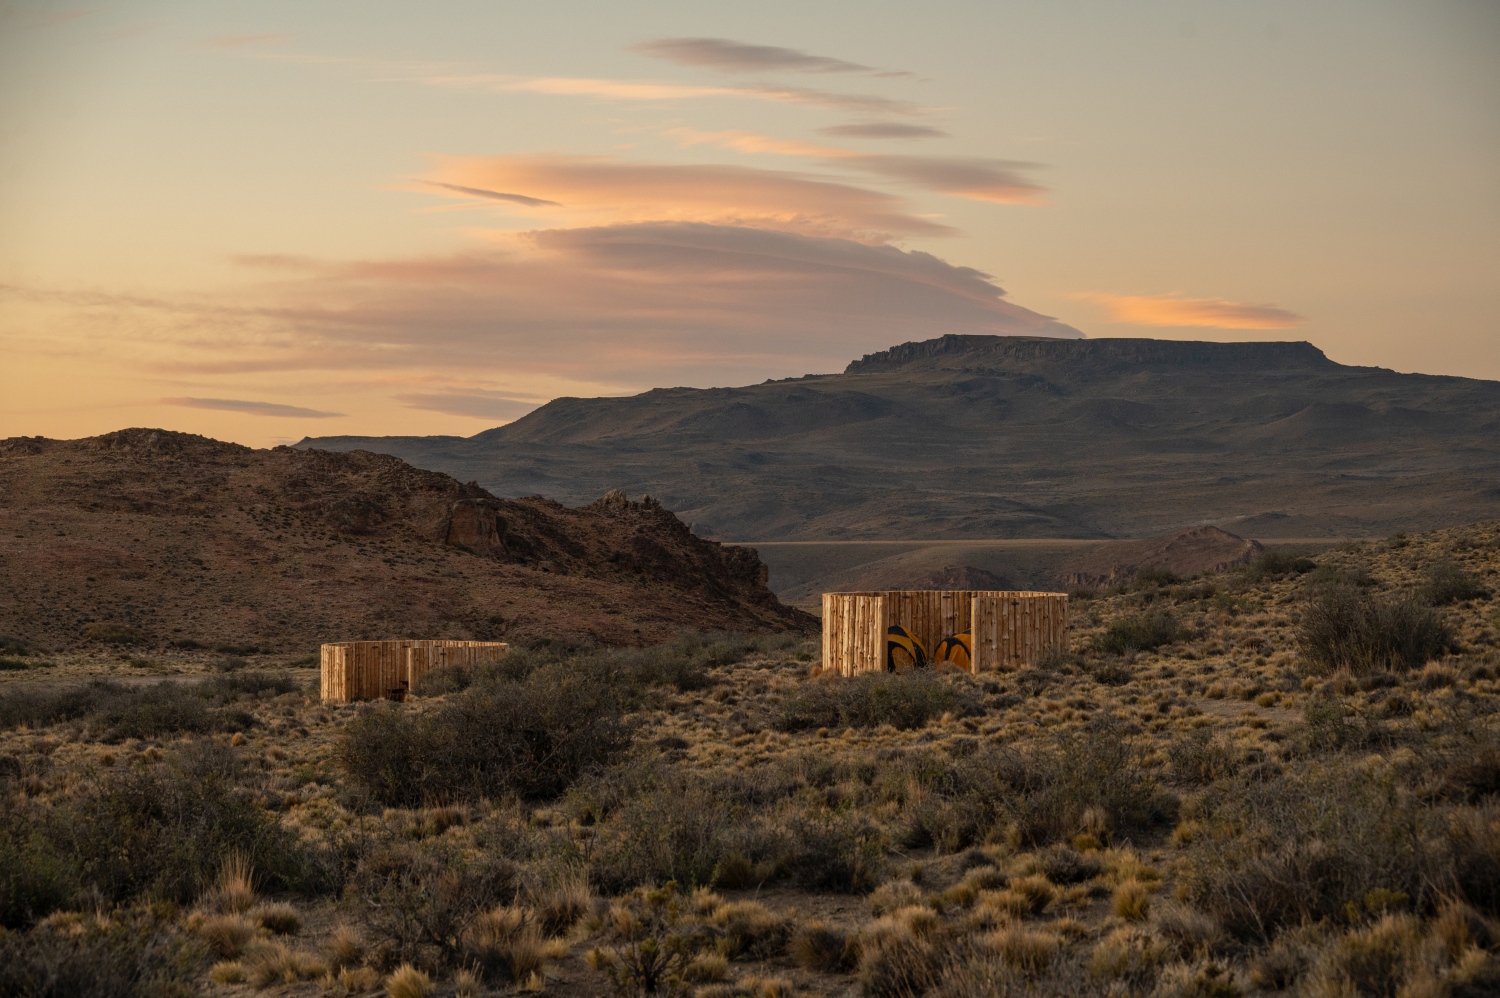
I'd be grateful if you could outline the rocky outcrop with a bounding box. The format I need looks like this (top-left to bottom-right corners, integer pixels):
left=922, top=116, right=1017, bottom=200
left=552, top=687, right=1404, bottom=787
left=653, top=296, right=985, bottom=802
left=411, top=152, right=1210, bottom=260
left=0, top=430, right=812, bottom=653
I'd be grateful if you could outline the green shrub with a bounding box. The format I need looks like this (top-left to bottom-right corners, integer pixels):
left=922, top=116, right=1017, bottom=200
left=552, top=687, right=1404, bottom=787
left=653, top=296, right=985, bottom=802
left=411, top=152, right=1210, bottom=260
left=0, top=674, right=296, bottom=737
left=81, top=622, right=147, bottom=645
left=1245, top=551, right=1317, bottom=581
left=337, top=665, right=629, bottom=807
left=0, top=909, right=201, bottom=998
left=1298, top=585, right=1452, bottom=675
left=1178, top=762, right=1494, bottom=941
left=1098, top=609, right=1181, bottom=655
left=775, top=671, right=977, bottom=732
left=1420, top=559, right=1490, bottom=605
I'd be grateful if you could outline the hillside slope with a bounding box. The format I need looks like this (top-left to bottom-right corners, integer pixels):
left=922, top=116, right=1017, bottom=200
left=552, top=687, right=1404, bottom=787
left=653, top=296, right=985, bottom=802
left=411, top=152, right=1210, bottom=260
left=0, top=429, right=810, bottom=653
left=301, top=335, right=1500, bottom=541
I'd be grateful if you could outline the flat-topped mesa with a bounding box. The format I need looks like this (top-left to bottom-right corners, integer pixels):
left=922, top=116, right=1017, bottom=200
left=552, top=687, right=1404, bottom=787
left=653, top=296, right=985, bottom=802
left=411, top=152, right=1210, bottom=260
left=845, top=334, right=1336, bottom=374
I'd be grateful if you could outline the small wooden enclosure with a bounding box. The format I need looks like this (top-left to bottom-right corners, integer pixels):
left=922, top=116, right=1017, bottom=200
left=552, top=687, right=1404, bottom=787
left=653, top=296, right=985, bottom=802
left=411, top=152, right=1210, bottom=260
left=320, top=640, right=510, bottom=703
left=821, top=590, right=1068, bottom=676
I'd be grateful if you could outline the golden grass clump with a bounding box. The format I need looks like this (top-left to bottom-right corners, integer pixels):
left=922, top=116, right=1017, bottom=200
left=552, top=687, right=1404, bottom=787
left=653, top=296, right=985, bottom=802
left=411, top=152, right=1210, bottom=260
left=251, top=901, right=301, bottom=935
left=193, top=912, right=258, bottom=958
left=208, top=960, right=246, bottom=984
left=1090, top=925, right=1167, bottom=983
left=337, top=966, right=383, bottom=993
left=683, top=951, right=730, bottom=982
left=711, top=900, right=791, bottom=960
left=460, top=904, right=567, bottom=986
left=207, top=851, right=258, bottom=913
left=790, top=920, right=851, bottom=972
left=1113, top=879, right=1152, bottom=921
left=982, top=923, right=1061, bottom=976
left=384, top=963, right=432, bottom=998
left=856, top=910, right=945, bottom=998
left=244, top=940, right=327, bottom=987
left=532, top=874, right=594, bottom=936
left=452, top=966, right=481, bottom=998
left=326, top=923, right=365, bottom=971
left=868, top=879, right=926, bottom=916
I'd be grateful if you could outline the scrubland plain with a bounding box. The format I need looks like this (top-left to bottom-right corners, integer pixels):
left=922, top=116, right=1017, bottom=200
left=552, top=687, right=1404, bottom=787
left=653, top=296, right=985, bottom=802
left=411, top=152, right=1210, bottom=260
left=2, top=521, right=1498, bottom=997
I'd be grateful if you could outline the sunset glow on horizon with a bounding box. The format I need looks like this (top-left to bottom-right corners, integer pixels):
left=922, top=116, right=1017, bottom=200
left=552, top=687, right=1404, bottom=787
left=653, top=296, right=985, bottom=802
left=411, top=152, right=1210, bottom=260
left=1, top=1, right=1496, bottom=447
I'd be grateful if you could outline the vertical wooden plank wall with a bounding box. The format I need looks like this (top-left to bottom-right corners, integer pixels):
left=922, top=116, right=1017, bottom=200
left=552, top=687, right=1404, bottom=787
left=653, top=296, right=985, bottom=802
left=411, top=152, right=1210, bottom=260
left=823, top=593, right=888, bottom=676
left=822, top=590, right=1068, bottom=676
left=971, top=593, right=1069, bottom=670
left=321, top=639, right=509, bottom=703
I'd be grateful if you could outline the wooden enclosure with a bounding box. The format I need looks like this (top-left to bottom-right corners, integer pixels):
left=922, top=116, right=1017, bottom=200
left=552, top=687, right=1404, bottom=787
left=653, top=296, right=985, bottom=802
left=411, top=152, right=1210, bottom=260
left=320, top=639, right=510, bottom=703
left=821, top=590, right=1068, bottom=676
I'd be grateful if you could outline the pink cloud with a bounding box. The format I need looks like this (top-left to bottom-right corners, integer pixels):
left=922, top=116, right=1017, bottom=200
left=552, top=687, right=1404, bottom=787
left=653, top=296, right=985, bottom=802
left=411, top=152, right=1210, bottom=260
left=662, top=129, right=1047, bottom=205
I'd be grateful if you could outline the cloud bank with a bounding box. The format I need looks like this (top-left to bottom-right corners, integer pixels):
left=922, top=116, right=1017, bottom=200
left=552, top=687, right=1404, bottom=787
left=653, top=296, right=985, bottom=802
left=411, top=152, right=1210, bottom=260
left=422, top=154, right=958, bottom=240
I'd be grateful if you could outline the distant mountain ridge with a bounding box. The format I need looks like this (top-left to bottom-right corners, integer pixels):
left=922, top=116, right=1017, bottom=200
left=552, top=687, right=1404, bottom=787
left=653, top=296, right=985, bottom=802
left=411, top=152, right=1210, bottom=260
left=300, top=335, right=1500, bottom=542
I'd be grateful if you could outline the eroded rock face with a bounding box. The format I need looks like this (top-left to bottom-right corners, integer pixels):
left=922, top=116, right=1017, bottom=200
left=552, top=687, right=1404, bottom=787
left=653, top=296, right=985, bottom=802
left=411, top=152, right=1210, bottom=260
left=1059, top=526, right=1263, bottom=588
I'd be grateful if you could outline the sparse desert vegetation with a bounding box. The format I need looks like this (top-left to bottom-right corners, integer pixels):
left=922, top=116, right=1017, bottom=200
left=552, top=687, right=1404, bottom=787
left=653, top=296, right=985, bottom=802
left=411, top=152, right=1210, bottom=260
left=1, top=521, right=1498, bottom=996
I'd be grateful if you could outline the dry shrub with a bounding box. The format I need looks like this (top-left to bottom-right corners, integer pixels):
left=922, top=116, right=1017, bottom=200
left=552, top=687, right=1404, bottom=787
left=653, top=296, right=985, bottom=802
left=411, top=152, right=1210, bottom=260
left=774, top=670, right=979, bottom=732
left=790, top=920, right=851, bottom=972
left=194, top=912, right=257, bottom=958
left=869, top=879, right=926, bottom=917
left=244, top=940, right=326, bottom=987
left=856, top=908, right=946, bottom=998
left=1152, top=960, right=1246, bottom=998
left=683, top=951, right=730, bottom=982
left=339, top=966, right=383, bottom=993
left=326, top=923, right=365, bottom=971
left=452, top=965, right=482, bottom=997
left=982, top=923, right=1060, bottom=975
left=1299, top=584, right=1452, bottom=675
left=531, top=874, right=594, bottom=936
left=1112, top=880, right=1151, bottom=922
left=384, top=963, right=433, bottom=998
left=1247, top=924, right=1325, bottom=991
left=251, top=901, right=301, bottom=936
left=1152, top=902, right=1225, bottom=959
left=1181, top=764, right=1500, bottom=943
left=1098, top=608, right=1181, bottom=654
left=1304, top=913, right=1424, bottom=998
left=709, top=900, right=789, bottom=960
left=1027, top=845, right=1095, bottom=887
left=337, top=666, right=629, bottom=807
left=460, top=905, right=564, bottom=986
left=1089, top=926, right=1166, bottom=989
left=1007, top=874, right=1057, bottom=916
left=207, top=852, right=258, bottom=914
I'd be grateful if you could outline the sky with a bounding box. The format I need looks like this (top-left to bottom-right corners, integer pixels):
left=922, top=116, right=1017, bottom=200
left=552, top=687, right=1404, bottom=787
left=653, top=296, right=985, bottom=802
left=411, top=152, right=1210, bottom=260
left=1, top=0, right=1496, bottom=447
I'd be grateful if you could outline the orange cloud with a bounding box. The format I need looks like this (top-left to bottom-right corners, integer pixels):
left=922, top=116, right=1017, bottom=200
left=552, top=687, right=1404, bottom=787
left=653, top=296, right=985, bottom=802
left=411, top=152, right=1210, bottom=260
left=420, top=154, right=956, bottom=241
left=662, top=130, right=1048, bottom=205
left=1078, top=293, right=1303, bottom=329
left=423, top=75, right=924, bottom=116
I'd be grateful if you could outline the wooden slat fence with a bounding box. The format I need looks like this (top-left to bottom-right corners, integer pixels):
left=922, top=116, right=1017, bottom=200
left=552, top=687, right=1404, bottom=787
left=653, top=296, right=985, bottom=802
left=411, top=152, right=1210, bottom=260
left=821, top=590, right=1068, bottom=676
left=320, top=639, right=509, bottom=703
